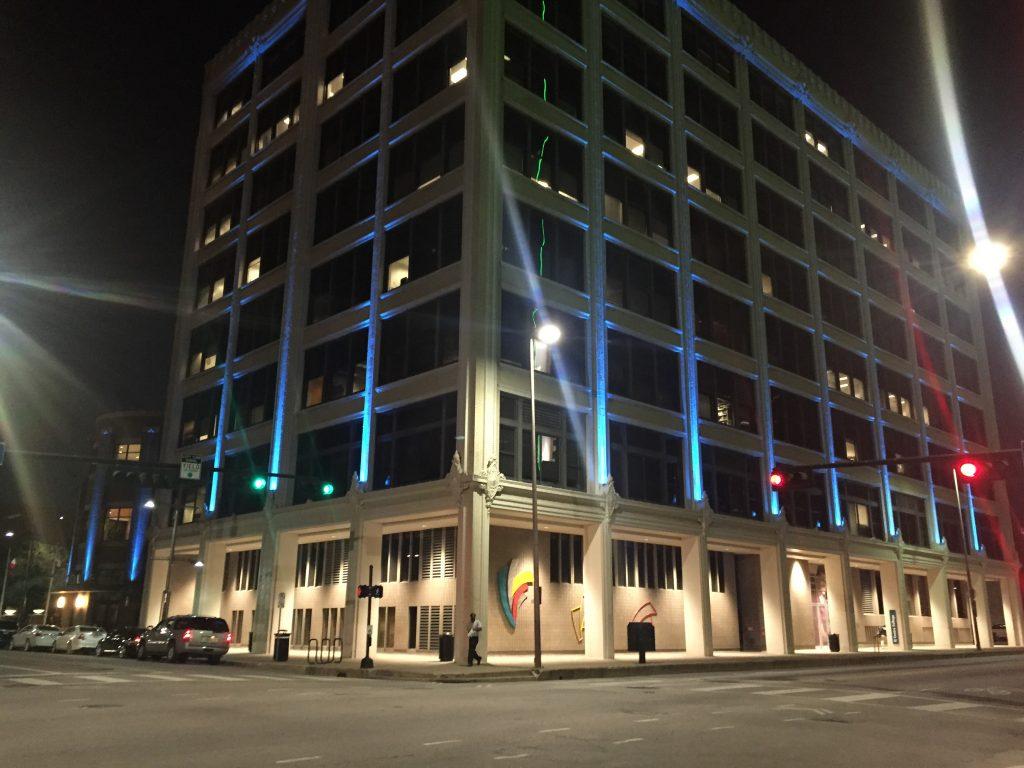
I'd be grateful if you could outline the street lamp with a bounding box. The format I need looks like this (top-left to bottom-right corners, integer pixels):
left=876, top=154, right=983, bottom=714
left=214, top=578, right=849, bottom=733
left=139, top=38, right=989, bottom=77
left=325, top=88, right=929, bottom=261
left=143, top=499, right=156, bottom=510
left=0, top=531, right=13, bottom=617
left=967, top=240, right=1010, bottom=276
left=529, top=316, right=561, bottom=674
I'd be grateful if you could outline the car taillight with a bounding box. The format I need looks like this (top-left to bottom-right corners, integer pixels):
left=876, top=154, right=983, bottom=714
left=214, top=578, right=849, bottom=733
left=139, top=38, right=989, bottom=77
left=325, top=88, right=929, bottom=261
left=182, top=629, right=192, bottom=642
left=226, top=632, right=232, bottom=645
left=134, top=635, right=141, bottom=643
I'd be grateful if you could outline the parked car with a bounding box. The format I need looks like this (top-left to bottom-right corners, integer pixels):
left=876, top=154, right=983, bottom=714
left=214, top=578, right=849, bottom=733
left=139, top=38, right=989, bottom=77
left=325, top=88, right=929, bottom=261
left=0, top=618, right=19, bottom=649
left=53, top=625, right=107, bottom=654
left=138, top=615, right=231, bottom=664
left=11, top=624, right=61, bottom=651
left=95, top=627, right=144, bottom=658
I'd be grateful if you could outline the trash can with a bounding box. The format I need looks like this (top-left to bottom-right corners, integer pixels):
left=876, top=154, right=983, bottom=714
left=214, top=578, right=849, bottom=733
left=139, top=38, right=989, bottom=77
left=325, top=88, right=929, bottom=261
left=438, top=632, right=454, bottom=662
left=828, top=633, right=840, bottom=653
left=626, top=621, right=656, bottom=664
left=273, top=631, right=290, bottom=662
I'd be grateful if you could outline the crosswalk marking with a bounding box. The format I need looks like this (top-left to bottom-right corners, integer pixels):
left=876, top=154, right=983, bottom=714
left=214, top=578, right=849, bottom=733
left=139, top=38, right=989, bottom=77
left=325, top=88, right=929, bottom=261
left=11, top=677, right=61, bottom=686
left=913, top=701, right=981, bottom=712
left=77, top=675, right=129, bottom=684
left=693, top=683, right=764, bottom=692
left=753, top=688, right=821, bottom=697
left=827, top=692, right=901, bottom=703
left=136, top=673, right=189, bottom=682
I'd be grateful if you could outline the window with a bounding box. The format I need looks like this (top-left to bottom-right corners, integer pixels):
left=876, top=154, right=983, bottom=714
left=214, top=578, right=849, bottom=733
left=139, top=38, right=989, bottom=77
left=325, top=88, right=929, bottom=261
left=601, top=15, right=667, bottom=100
left=697, top=362, right=757, bottom=433
left=243, top=214, right=290, bottom=285
left=202, top=187, right=243, bottom=246
left=177, top=466, right=211, bottom=524
left=809, top=163, right=850, bottom=220
left=250, top=147, right=295, bottom=213
left=858, top=197, right=893, bottom=249
left=760, top=246, right=809, bottom=311
left=915, top=330, right=947, bottom=379
left=946, top=301, right=973, bottom=342
left=208, top=125, right=248, bottom=185
left=373, top=393, right=457, bottom=490
left=960, top=401, right=987, bottom=445
left=884, top=426, right=923, bottom=480
left=380, top=527, right=456, bottom=582
left=679, top=10, right=734, bottom=84
left=293, top=420, right=362, bottom=504
left=977, top=514, right=1005, bottom=561
left=324, top=13, right=385, bottom=100
left=896, top=181, right=928, bottom=226
left=196, top=248, right=235, bottom=308
left=764, top=314, right=815, bottom=379
left=749, top=67, right=793, bottom=128
left=393, top=26, right=467, bottom=120
left=255, top=83, right=300, bottom=153
left=928, top=442, right=957, bottom=491
left=771, top=388, right=821, bottom=451
left=236, top=287, right=284, bottom=355
left=230, top=364, right=277, bottom=430
left=506, top=26, right=583, bottom=119
left=605, top=243, right=677, bottom=326
left=814, top=219, right=856, bottom=277
left=825, top=343, right=867, bottom=401
left=604, top=161, right=674, bottom=245
left=920, top=384, right=953, bottom=432
left=701, top=444, right=763, bottom=520
left=503, top=107, right=581, bottom=201
left=684, top=74, right=738, bottom=146
left=603, top=86, right=671, bottom=169
left=934, top=211, right=960, bottom=249
left=513, top=0, right=581, bottom=42
left=500, top=292, right=587, bottom=384
left=841, top=480, right=884, bottom=539
left=937, top=503, right=964, bottom=554
left=905, top=574, right=931, bottom=617
left=908, top=278, right=940, bottom=324
left=878, top=366, right=914, bottom=420
left=756, top=183, right=803, bottom=246
left=219, top=444, right=270, bottom=517
left=953, top=349, right=980, bottom=393
left=686, top=139, right=743, bottom=212
left=776, top=465, right=828, bottom=530
left=892, top=492, right=929, bottom=547
left=319, top=85, right=381, bottom=168
left=819, top=279, right=862, bottom=337
left=854, top=148, right=888, bottom=198
left=613, top=540, right=682, bottom=589
left=504, top=202, right=584, bottom=291
left=395, top=0, right=456, bottom=44
left=179, top=386, right=221, bottom=447
left=295, top=540, right=349, bottom=587
left=315, top=158, right=377, bottom=243
left=261, top=19, right=304, bottom=85
left=214, top=67, right=253, bottom=128
left=608, top=331, right=681, bottom=411
left=803, top=111, right=842, bottom=162
left=856, top=569, right=884, bottom=614
left=386, top=195, right=462, bottom=291
left=549, top=533, right=584, bottom=584
left=389, top=106, right=464, bottom=202
left=709, top=551, right=727, bottom=592
left=187, top=317, right=229, bottom=376
left=752, top=123, right=798, bottom=186
left=328, top=0, right=367, bottom=31
left=498, top=394, right=585, bottom=490
left=865, top=251, right=901, bottom=302
left=224, top=550, right=261, bottom=592
left=308, top=241, right=372, bottom=324
left=115, top=442, right=142, bottom=462
left=103, top=507, right=133, bottom=542
left=902, top=228, right=933, bottom=274
left=609, top=422, right=683, bottom=507
left=831, top=408, right=875, bottom=462
left=689, top=207, right=746, bottom=280
left=871, top=305, right=907, bottom=358
left=693, top=282, right=751, bottom=354
left=379, top=292, right=460, bottom=385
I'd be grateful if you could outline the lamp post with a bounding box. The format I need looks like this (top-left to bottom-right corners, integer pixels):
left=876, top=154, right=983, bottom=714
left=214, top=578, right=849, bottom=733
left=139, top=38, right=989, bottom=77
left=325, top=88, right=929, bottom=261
left=158, top=497, right=180, bottom=622
left=951, top=468, right=982, bottom=650
left=529, top=318, right=561, bottom=674
left=0, top=531, right=13, bottom=616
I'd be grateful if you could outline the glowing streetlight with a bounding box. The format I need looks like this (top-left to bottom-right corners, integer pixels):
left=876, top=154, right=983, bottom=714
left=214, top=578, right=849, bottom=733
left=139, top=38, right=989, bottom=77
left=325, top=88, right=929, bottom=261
left=535, top=322, right=562, bottom=347
left=4, top=531, right=12, bottom=538
left=194, top=560, right=204, bottom=569
left=143, top=499, right=156, bottom=510
left=967, top=240, right=1010, bottom=276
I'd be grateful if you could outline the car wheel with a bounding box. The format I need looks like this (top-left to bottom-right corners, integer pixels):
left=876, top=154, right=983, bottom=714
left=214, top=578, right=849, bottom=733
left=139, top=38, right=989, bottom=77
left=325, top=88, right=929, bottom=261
left=118, top=646, right=127, bottom=659
left=207, top=655, right=222, bottom=665
left=166, top=643, right=179, bottom=663
left=137, top=643, right=147, bottom=660
left=94, top=645, right=103, bottom=656
left=23, top=640, right=30, bottom=652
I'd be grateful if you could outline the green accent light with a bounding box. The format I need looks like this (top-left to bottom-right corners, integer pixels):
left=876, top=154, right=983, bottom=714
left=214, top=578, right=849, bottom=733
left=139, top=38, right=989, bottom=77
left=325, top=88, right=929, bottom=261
left=542, top=76, right=548, bottom=103
left=321, top=482, right=335, bottom=497
left=537, top=217, right=547, bottom=276
left=541, top=0, right=547, bottom=22
left=534, top=135, right=550, bottom=182
left=251, top=476, right=268, bottom=491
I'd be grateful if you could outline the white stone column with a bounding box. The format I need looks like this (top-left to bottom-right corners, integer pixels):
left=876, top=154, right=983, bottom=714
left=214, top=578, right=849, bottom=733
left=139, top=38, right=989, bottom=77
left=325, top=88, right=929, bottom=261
left=455, top=483, right=491, bottom=664
left=823, top=553, right=856, bottom=653
left=878, top=559, right=908, bottom=650
left=193, top=538, right=227, bottom=617
left=761, top=543, right=791, bottom=655
left=971, top=571, right=993, bottom=649
left=342, top=515, right=383, bottom=661
left=681, top=534, right=712, bottom=657
left=582, top=518, right=613, bottom=660
left=249, top=528, right=279, bottom=655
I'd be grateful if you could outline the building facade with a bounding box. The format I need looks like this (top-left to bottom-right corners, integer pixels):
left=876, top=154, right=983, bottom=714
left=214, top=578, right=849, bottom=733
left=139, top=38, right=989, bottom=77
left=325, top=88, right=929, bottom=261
left=52, top=411, right=161, bottom=629
left=143, top=0, right=1023, bottom=660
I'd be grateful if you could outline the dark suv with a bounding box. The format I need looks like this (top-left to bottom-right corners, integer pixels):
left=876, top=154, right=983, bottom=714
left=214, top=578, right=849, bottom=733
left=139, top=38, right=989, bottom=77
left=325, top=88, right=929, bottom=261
left=138, top=616, right=231, bottom=664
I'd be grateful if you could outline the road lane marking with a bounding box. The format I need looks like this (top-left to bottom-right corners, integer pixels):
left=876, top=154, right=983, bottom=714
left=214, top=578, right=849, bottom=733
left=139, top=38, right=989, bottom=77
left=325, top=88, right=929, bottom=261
left=827, top=692, right=901, bottom=703
left=754, top=688, right=821, bottom=696
left=10, top=677, right=61, bottom=686
left=913, top=701, right=981, bottom=712
left=693, top=683, right=764, bottom=692
left=135, top=673, right=189, bottom=682
left=423, top=740, right=461, bottom=747
left=494, top=755, right=528, bottom=761
left=538, top=727, right=570, bottom=733
left=0, top=663, right=64, bottom=674
left=635, top=718, right=660, bottom=723
left=783, top=717, right=807, bottom=722
left=76, top=675, right=129, bottom=684
left=613, top=738, right=644, bottom=745
left=709, top=726, right=735, bottom=731
left=275, top=757, right=322, bottom=765
left=189, top=674, right=244, bottom=681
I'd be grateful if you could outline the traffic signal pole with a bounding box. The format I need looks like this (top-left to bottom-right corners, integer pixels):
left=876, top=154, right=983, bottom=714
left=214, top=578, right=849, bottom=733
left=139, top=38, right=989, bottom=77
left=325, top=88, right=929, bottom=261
left=361, top=564, right=374, bottom=670
left=952, top=469, right=982, bottom=650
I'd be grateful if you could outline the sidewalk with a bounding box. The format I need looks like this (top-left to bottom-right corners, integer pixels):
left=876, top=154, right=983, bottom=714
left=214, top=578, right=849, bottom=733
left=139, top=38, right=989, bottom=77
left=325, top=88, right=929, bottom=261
left=221, top=645, right=1024, bottom=683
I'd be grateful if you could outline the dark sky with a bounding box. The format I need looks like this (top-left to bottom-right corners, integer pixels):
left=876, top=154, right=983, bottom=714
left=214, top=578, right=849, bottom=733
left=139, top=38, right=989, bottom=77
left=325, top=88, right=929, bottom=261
left=1, top=1, right=1022, bottom=541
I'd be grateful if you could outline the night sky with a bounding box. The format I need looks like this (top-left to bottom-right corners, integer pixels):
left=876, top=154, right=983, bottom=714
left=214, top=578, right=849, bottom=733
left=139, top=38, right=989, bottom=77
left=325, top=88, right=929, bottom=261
left=2, top=1, right=1022, bottom=543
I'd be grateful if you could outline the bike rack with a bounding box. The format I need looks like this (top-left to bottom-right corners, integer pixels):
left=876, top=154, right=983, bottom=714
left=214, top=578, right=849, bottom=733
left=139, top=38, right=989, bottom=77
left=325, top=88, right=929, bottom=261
left=308, top=637, right=342, bottom=664
left=306, top=637, right=320, bottom=665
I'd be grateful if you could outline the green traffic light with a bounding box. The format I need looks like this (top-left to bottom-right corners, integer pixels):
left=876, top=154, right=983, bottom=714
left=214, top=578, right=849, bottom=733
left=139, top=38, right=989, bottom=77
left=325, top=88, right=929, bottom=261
left=251, top=476, right=268, bottom=491
left=321, top=482, right=335, bottom=496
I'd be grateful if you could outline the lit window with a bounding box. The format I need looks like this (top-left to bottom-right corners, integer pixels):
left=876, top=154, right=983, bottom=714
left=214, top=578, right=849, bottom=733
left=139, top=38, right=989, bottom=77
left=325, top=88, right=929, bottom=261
left=855, top=503, right=869, bottom=529
left=116, top=443, right=142, bottom=462
left=449, top=57, right=468, bottom=85
left=715, top=397, right=733, bottom=426
left=103, top=507, right=133, bottom=541
left=838, top=372, right=851, bottom=396
left=853, top=378, right=865, bottom=400
left=326, top=72, right=345, bottom=100
left=211, top=278, right=226, bottom=303
left=900, top=397, right=912, bottom=419
left=844, top=439, right=858, bottom=461
left=604, top=194, right=624, bottom=223
left=203, top=354, right=217, bottom=372
left=826, top=369, right=837, bottom=389
left=625, top=130, right=645, bottom=158
left=686, top=166, right=702, bottom=189
left=887, top=393, right=899, bottom=413
left=804, top=130, right=829, bottom=158
left=539, top=435, right=556, bottom=462
left=922, top=405, right=931, bottom=426
left=245, top=257, right=262, bottom=285
left=387, top=256, right=410, bottom=291
left=306, top=377, right=324, bottom=408
left=761, top=273, right=773, bottom=297
left=533, top=341, right=553, bottom=374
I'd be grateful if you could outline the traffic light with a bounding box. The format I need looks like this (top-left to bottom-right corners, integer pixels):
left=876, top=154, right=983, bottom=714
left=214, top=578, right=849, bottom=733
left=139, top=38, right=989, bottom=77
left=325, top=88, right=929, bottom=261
left=768, top=467, right=813, bottom=492
left=356, top=584, right=383, bottom=599
left=251, top=476, right=268, bottom=491
left=320, top=481, right=335, bottom=497
left=956, top=459, right=980, bottom=482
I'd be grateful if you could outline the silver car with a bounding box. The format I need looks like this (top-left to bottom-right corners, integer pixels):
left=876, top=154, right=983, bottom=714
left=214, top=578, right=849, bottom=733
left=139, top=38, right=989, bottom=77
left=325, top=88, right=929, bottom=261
left=11, top=624, right=61, bottom=651
left=52, top=625, right=107, bottom=654
left=138, top=615, right=231, bottom=664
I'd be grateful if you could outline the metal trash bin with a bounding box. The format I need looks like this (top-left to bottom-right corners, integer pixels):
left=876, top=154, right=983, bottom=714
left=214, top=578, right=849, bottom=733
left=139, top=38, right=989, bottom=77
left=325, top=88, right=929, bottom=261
left=627, top=622, right=655, bottom=663
left=438, top=632, right=454, bottom=662
left=828, top=633, right=840, bottom=653
left=273, top=631, right=290, bottom=662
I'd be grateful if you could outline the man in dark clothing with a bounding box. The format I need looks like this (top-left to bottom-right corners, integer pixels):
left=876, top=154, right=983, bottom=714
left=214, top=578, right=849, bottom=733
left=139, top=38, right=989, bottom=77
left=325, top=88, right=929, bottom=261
left=467, top=612, right=483, bottom=666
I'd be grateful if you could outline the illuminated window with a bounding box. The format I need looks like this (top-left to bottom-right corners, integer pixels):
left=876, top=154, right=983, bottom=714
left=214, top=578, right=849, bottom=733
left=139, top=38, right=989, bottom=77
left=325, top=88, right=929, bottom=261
left=116, top=443, right=142, bottom=462
left=386, top=256, right=410, bottom=291
left=103, top=507, right=133, bottom=541
left=449, top=57, right=468, bottom=84
left=625, top=130, right=645, bottom=157
left=845, top=439, right=858, bottom=461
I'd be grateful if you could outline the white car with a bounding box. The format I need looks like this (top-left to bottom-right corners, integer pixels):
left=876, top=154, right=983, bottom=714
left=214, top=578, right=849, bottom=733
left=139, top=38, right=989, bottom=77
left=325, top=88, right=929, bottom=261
left=11, top=625, right=61, bottom=651
left=53, top=625, right=106, bottom=654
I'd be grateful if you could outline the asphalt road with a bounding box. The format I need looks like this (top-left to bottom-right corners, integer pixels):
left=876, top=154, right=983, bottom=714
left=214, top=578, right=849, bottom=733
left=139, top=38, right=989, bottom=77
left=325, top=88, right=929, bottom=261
left=2, top=650, right=1023, bottom=767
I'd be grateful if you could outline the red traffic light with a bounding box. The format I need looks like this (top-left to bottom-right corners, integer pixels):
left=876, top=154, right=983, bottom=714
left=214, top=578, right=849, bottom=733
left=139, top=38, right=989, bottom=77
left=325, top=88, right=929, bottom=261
left=956, top=459, right=980, bottom=482
left=768, top=469, right=788, bottom=490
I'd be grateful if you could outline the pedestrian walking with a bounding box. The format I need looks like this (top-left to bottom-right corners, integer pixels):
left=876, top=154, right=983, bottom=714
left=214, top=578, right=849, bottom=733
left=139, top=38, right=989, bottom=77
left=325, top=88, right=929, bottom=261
left=467, top=612, right=483, bottom=666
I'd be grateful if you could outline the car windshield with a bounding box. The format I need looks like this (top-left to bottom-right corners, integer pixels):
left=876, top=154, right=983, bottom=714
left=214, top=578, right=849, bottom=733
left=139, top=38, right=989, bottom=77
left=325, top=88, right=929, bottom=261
left=180, top=617, right=229, bottom=632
